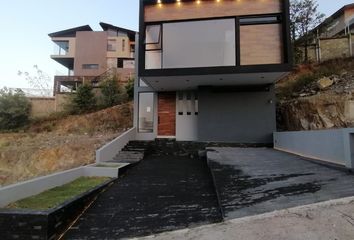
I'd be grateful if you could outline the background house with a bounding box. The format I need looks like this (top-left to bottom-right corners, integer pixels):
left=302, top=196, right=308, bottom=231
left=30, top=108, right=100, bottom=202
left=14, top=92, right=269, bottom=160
left=299, top=4, right=354, bottom=63
left=49, top=23, right=136, bottom=96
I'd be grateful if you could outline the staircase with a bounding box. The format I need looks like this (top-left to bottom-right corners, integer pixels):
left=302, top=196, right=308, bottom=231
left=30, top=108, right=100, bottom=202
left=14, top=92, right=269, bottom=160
left=107, top=141, right=150, bottom=164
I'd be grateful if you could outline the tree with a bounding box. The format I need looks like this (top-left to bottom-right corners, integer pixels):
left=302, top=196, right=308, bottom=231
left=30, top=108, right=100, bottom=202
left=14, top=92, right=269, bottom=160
left=290, top=0, right=325, bottom=62
left=66, top=84, right=96, bottom=114
left=125, top=78, right=134, bottom=101
left=99, top=75, right=125, bottom=108
left=18, top=65, right=52, bottom=96
left=0, top=88, right=31, bottom=130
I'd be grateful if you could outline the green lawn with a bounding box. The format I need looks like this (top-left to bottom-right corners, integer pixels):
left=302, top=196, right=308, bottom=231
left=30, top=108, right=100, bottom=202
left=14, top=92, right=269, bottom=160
left=7, top=177, right=110, bottom=210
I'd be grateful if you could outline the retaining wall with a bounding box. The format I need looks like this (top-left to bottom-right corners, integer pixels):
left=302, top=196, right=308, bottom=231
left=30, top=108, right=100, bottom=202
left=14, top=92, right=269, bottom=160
left=96, top=127, right=136, bottom=162
left=274, top=128, right=354, bottom=169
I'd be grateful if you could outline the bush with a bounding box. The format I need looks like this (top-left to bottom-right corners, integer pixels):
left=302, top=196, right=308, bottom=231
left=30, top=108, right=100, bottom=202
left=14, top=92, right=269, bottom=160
left=0, top=88, right=31, bottom=130
left=99, top=76, right=125, bottom=108
left=125, top=78, right=134, bottom=100
left=66, top=84, right=96, bottom=114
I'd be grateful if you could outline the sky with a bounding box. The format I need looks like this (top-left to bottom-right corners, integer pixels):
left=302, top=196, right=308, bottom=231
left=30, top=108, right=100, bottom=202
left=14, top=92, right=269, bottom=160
left=0, top=0, right=353, bottom=89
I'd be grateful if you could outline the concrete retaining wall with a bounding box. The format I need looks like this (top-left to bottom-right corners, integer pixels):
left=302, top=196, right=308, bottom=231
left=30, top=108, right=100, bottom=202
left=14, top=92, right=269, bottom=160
left=274, top=128, right=354, bottom=169
left=0, top=163, right=129, bottom=208
left=96, top=127, right=136, bottom=162
left=0, top=167, right=83, bottom=208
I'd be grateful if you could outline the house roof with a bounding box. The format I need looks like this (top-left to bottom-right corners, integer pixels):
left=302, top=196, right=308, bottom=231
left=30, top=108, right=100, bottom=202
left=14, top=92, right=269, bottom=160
left=48, top=25, right=93, bottom=38
left=313, top=3, right=354, bottom=34
left=330, top=3, right=354, bottom=20
left=99, top=22, right=136, bottom=40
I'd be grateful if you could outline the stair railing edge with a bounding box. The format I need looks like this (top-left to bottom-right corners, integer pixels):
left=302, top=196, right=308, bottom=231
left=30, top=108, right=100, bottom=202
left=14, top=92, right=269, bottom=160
left=96, top=127, right=137, bottom=163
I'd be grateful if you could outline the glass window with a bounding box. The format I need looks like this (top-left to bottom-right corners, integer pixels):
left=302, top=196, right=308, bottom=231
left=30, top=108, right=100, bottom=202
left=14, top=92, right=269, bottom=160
left=194, top=92, right=199, bottom=115
left=240, top=16, right=281, bottom=25
left=82, top=64, right=99, bottom=69
left=107, top=39, right=116, bottom=51
left=138, top=93, right=154, bottom=132
left=122, top=39, right=126, bottom=52
left=139, top=78, right=148, bottom=87
left=177, top=92, right=184, bottom=115
left=54, top=41, right=69, bottom=55
left=145, top=25, right=161, bottom=44
left=186, top=92, right=192, bottom=115
left=162, top=19, right=236, bottom=68
left=145, top=51, right=162, bottom=69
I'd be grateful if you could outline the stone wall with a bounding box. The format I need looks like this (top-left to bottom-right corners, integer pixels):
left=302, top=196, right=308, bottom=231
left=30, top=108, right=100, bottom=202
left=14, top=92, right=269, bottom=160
left=299, top=35, right=353, bottom=63
left=320, top=37, right=351, bottom=61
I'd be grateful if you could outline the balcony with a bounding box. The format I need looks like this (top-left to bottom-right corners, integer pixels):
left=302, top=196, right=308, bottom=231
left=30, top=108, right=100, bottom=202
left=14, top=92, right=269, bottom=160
left=54, top=76, right=100, bottom=95
left=52, top=41, right=69, bottom=56
left=51, top=39, right=75, bottom=69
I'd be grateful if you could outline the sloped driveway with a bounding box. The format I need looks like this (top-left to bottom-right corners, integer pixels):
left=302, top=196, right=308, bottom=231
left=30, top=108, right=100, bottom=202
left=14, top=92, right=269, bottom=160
left=207, top=147, right=354, bottom=220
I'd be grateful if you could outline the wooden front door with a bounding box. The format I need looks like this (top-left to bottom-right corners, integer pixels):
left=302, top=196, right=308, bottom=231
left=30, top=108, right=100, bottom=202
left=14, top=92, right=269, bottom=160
left=158, top=92, right=176, bottom=136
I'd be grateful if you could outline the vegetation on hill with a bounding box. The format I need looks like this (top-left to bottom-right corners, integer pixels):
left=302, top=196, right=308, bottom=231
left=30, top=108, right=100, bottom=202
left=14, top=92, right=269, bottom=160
left=0, top=102, right=133, bottom=187
left=0, top=88, right=31, bottom=131
left=277, top=57, right=354, bottom=100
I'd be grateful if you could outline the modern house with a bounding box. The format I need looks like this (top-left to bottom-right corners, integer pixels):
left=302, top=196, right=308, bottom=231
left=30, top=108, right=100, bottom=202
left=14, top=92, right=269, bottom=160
left=49, top=23, right=136, bottom=95
left=134, top=0, right=293, bottom=143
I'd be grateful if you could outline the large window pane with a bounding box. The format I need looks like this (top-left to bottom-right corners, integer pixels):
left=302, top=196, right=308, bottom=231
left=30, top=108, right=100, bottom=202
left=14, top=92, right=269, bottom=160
left=145, top=51, right=162, bottom=69
left=162, top=19, right=236, bottom=68
left=138, top=93, right=154, bottom=132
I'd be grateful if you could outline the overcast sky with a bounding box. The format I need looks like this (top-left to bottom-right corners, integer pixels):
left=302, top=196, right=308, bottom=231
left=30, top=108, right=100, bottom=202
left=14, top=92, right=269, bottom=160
left=0, top=0, right=352, bottom=89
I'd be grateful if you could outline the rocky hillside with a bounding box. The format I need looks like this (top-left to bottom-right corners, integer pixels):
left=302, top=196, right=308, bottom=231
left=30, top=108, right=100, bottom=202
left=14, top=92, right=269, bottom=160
left=277, top=57, right=354, bottom=131
left=0, top=103, right=133, bottom=187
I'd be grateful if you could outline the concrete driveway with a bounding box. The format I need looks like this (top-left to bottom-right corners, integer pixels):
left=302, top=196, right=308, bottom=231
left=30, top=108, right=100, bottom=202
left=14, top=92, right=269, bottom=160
left=207, top=147, right=354, bottom=220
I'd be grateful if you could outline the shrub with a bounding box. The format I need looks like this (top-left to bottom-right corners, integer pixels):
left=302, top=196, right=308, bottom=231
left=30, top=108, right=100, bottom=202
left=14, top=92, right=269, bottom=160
left=125, top=78, right=134, bottom=100
left=99, top=76, right=125, bottom=108
left=66, top=84, right=96, bottom=114
left=0, top=88, right=31, bottom=130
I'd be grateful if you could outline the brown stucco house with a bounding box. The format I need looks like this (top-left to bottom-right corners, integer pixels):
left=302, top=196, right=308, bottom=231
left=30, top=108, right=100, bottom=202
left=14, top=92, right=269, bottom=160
left=49, top=23, right=136, bottom=95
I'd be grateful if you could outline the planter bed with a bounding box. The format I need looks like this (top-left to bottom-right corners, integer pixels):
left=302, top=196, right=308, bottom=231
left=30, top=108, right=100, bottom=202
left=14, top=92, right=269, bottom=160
left=0, top=177, right=115, bottom=240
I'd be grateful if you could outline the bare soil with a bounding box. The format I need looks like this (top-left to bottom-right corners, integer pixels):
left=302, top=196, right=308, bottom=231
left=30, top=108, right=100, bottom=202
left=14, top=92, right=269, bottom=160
left=0, top=103, right=133, bottom=187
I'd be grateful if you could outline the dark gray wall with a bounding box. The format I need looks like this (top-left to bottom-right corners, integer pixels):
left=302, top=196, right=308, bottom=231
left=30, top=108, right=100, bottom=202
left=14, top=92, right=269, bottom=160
left=198, top=85, right=276, bottom=143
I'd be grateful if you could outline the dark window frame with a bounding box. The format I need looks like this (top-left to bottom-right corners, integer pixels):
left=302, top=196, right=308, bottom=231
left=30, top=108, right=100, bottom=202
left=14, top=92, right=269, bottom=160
left=143, top=13, right=283, bottom=70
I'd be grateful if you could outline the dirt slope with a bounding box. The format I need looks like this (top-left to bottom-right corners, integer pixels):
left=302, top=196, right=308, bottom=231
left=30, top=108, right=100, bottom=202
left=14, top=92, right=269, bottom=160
left=0, top=103, right=133, bottom=186
left=277, top=58, right=354, bottom=131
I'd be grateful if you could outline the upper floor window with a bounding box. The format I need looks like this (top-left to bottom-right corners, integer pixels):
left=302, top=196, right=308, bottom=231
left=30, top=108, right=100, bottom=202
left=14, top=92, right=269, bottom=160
left=122, top=39, right=126, bottom=52
left=53, top=41, right=69, bottom=55
left=145, top=24, right=162, bottom=69
left=144, top=19, right=235, bottom=69
left=239, top=15, right=281, bottom=25
left=107, top=39, right=116, bottom=51
left=145, top=25, right=161, bottom=45
left=82, top=64, right=99, bottom=69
